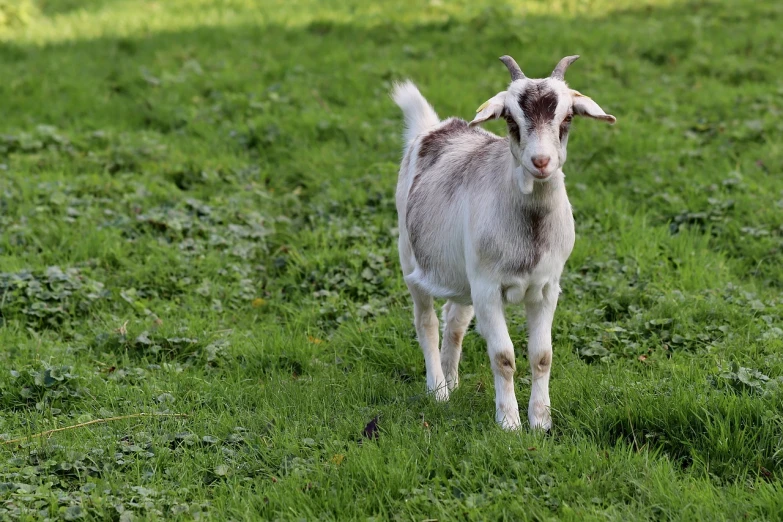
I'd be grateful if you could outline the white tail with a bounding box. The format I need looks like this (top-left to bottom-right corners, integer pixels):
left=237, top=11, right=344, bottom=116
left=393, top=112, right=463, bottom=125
left=391, top=81, right=440, bottom=146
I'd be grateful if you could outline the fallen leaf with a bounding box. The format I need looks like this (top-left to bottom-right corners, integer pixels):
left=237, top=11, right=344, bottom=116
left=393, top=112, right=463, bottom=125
left=307, top=336, right=323, bottom=344
left=331, top=454, right=345, bottom=465
left=638, top=355, right=648, bottom=362
left=252, top=298, right=266, bottom=308
left=363, top=416, right=380, bottom=440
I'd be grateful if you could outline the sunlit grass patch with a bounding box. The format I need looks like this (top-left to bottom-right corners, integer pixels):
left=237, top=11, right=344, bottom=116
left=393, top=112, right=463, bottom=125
left=3, top=0, right=686, bottom=44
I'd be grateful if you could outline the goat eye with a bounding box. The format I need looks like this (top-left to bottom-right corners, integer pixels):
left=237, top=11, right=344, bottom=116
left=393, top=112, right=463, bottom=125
left=563, top=114, right=573, bottom=124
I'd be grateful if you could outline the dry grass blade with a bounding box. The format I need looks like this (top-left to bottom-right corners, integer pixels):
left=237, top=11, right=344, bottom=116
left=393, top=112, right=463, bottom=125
left=2, top=413, right=188, bottom=445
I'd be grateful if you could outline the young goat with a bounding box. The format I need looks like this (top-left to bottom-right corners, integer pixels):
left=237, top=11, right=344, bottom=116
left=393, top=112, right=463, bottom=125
left=391, top=55, right=616, bottom=430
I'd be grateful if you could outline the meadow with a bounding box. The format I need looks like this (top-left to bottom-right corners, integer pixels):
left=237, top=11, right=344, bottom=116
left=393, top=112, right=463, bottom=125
left=1, top=0, right=782, bottom=519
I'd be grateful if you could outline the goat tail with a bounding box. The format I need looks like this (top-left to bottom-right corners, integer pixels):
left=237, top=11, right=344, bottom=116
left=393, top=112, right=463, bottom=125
left=391, top=81, right=440, bottom=147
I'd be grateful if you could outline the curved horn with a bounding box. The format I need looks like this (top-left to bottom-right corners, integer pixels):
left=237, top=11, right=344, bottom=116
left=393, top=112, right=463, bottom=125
left=550, top=55, right=580, bottom=81
left=499, top=55, right=525, bottom=81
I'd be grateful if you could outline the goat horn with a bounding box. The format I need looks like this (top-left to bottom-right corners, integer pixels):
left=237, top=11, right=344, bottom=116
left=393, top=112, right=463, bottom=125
left=499, top=55, right=525, bottom=81
left=550, top=55, right=580, bottom=81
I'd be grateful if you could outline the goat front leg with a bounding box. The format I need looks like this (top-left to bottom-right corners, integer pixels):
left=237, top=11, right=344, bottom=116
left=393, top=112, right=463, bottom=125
left=525, top=284, right=559, bottom=430
left=473, top=285, right=520, bottom=430
left=440, top=301, right=474, bottom=392
left=407, top=284, right=448, bottom=401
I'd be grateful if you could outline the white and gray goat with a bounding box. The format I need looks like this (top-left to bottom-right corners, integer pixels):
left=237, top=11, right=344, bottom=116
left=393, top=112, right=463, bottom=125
left=391, top=55, right=616, bottom=430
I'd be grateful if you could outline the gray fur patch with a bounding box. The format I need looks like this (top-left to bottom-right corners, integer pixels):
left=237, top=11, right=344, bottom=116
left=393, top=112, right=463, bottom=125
left=477, top=182, right=557, bottom=275
left=518, top=84, right=559, bottom=132
left=443, top=136, right=500, bottom=200
left=478, top=209, right=543, bottom=273
left=417, top=118, right=468, bottom=170
left=407, top=122, right=503, bottom=269
left=503, top=110, right=521, bottom=142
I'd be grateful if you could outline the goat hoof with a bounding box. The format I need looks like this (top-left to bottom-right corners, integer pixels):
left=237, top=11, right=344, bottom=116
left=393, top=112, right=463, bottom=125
left=443, top=376, right=459, bottom=392
left=497, top=408, right=522, bottom=431
left=429, top=386, right=449, bottom=402
left=529, top=417, right=552, bottom=432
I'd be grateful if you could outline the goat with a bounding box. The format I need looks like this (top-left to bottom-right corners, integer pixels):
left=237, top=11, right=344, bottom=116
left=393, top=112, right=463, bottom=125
left=391, top=55, right=616, bottom=430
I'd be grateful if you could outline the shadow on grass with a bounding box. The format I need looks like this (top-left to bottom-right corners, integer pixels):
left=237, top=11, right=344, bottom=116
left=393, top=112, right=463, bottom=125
left=36, top=0, right=119, bottom=16
left=561, top=372, right=783, bottom=481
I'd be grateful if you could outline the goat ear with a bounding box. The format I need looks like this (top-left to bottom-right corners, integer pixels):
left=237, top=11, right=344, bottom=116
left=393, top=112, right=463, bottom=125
left=468, top=91, right=507, bottom=127
left=571, top=90, right=616, bottom=124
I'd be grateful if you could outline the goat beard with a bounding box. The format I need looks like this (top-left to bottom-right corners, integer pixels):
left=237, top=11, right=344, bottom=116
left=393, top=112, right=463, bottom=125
left=514, top=164, right=535, bottom=195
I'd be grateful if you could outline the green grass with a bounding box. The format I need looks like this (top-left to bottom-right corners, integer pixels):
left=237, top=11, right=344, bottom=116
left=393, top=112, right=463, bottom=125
left=1, top=0, right=783, bottom=519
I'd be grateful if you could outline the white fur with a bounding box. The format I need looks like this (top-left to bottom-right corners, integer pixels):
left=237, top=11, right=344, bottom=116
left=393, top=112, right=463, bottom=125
left=391, top=71, right=614, bottom=431
left=391, top=80, right=440, bottom=146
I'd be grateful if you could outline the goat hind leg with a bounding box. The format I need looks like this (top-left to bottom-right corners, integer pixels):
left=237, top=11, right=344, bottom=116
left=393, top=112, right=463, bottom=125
left=440, top=301, right=474, bottom=392
left=407, top=283, right=448, bottom=401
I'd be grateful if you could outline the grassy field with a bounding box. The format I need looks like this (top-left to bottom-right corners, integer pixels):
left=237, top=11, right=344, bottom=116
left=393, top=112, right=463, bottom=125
left=1, top=0, right=782, bottom=519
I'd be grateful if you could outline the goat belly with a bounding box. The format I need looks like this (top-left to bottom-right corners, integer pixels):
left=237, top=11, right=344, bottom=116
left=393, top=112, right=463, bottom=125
left=404, top=265, right=472, bottom=304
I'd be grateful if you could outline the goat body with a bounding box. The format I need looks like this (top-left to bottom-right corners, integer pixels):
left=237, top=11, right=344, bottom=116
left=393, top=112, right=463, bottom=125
left=391, top=56, right=615, bottom=429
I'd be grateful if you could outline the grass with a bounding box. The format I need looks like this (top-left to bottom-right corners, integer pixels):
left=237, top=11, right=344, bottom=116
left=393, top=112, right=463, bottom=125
left=1, top=0, right=782, bottom=519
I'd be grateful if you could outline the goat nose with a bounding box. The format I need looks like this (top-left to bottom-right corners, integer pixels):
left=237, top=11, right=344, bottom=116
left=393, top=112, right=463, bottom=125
left=532, top=155, right=550, bottom=169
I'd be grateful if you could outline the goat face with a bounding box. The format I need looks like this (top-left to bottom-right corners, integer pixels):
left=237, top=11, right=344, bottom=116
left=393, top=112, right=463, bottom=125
left=469, top=55, right=616, bottom=182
